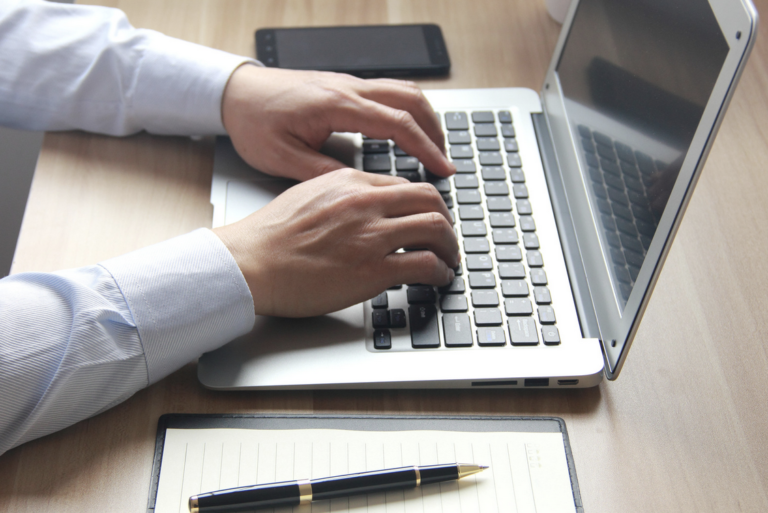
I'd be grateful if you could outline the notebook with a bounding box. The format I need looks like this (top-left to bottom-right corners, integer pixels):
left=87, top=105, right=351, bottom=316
left=147, top=415, right=582, bottom=513
left=199, top=0, right=758, bottom=389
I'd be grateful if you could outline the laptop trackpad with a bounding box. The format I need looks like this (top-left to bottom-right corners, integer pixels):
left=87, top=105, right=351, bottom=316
left=225, top=179, right=294, bottom=225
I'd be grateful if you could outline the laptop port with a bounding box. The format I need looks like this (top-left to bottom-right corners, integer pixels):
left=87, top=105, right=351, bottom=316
left=557, top=379, right=579, bottom=386
left=471, top=380, right=518, bottom=387
left=523, top=378, right=549, bottom=387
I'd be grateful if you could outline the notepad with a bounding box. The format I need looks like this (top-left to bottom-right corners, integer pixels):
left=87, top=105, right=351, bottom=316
left=150, top=416, right=580, bottom=513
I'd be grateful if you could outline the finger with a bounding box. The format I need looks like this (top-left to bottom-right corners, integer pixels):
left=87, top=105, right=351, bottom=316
left=359, top=79, right=446, bottom=153
left=326, top=96, right=455, bottom=178
left=374, top=182, right=452, bottom=223
left=380, top=212, right=460, bottom=269
left=383, top=250, right=456, bottom=288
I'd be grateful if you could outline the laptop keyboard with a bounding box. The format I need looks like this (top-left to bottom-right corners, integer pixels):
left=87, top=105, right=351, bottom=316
left=362, top=110, right=560, bottom=350
left=577, top=125, right=662, bottom=304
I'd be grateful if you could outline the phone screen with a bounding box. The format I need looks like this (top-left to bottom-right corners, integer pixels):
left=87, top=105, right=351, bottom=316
left=257, top=24, right=450, bottom=77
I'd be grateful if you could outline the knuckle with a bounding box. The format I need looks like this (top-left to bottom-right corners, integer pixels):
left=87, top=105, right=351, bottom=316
left=391, top=109, right=416, bottom=131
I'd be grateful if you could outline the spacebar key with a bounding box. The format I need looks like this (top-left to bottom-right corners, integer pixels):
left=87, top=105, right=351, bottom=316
left=409, top=305, right=441, bottom=348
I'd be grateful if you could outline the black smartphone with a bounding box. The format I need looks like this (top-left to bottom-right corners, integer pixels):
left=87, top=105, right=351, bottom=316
left=255, top=24, right=450, bottom=78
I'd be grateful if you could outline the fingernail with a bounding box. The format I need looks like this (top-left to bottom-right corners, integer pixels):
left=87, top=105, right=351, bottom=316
left=446, top=267, right=455, bottom=284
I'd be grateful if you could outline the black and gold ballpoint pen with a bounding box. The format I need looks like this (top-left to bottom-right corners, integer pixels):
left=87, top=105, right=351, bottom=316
left=189, top=463, right=487, bottom=513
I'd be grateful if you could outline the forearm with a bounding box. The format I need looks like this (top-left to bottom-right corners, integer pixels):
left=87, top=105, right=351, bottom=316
left=0, top=0, right=255, bottom=136
left=0, top=229, right=255, bottom=455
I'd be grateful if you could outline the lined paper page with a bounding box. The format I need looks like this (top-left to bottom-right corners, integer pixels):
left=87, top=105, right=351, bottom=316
left=154, top=428, right=575, bottom=513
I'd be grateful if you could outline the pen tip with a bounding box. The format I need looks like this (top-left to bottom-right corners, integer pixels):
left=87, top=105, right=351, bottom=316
left=479, top=465, right=489, bottom=470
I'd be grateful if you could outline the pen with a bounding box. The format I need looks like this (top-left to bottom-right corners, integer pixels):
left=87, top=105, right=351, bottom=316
left=189, top=463, right=487, bottom=513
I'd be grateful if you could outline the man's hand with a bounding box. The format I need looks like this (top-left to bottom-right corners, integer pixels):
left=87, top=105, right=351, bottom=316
left=221, top=65, right=455, bottom=181
left=213, top=169, right=459, bottom=318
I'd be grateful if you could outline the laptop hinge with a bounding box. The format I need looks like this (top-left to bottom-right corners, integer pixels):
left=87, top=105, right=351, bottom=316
left=531, top=111, right=600, bottom=341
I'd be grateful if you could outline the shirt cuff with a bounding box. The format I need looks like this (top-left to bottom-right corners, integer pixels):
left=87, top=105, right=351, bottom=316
left=132, top=32, right=259, bottom=135
left=100, top=228, right=256, bottom=384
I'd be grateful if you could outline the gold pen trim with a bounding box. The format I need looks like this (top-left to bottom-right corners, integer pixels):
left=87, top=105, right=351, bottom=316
left=298, top=479, right=313, bottom=504
left=414, top=466, right=421, bottom=487
left=188, top=496, right=199, bottom=513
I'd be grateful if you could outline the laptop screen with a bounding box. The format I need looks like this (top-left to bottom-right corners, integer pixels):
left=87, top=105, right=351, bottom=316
left=555, top=0, right=728, bottom=308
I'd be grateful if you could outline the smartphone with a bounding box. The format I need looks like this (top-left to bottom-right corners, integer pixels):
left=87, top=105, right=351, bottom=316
left=255, top=24, right=450, bottom=78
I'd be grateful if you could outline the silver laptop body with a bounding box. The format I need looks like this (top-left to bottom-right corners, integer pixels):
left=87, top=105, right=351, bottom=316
left=199, top=0, right=757, bottom=389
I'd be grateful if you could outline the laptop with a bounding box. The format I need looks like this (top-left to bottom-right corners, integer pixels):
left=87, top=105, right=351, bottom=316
left=198, top=0, right=758, bottom=389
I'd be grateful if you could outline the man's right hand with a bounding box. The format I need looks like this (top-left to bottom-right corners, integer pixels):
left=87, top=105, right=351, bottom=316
left=213, top=169, right=459, bottom=318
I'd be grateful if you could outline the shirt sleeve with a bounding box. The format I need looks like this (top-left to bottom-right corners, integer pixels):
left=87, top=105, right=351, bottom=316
left=0, top=229, right=256, bottom=455
left=0, top=0, right=257, bottom=136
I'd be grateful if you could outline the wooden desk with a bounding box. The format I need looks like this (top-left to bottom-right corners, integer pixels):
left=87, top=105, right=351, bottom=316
left=2, top=1, right=768, bottom=511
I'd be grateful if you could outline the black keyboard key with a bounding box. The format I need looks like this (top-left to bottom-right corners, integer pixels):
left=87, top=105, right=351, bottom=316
left=485, top=182, right=509, bottom=196
left=363, top=154, right=391, bottom=172
left=440, top=295, right=469, bottom=312
left=624, top=248, right=644, bottom=268
left=513, top=184, right=529, bottom=198
left=533, top=286, right=552, bottom=304
left=516, top=199, right=532, bottom=215
left=461, top=221, right=487, bottom=237
left=463, top=237, right=490, bottom=253
left=624, top=176, right=644, bottom=193
left=450, top=146, right=474, bottom=159
left=445, top=112, right=469, bottom=130
left=409, top=305, right=440, bottom=348
left=608, top=188, right=629, bottom=206
left=602, top=215, right=616, bottom=232
left=443, top=313, right=473, bottom=347
left=448, top=131, right=471, bottom=144
left=397, top=171, right=420, bottom=183
left=472, top=111, right=495, bottom=123
left=454, top=175, right=479, bottom=189
left=596, top=144, right=616, bottom=162
left=582, top=138, right=596, bottom=154
left=502, top=280, right=529, bottom=297
left=363, top=140, right=390, bottom=153
left=477, top=327, right=506, bottom=346
left=439, top=277, right=466, bottom=294
left=620, top=233, right=643, bottom=253
left=612, top=203, right=633, bottom=221
left=474, top=124, right=497, bottom=137
left=523, top=233, right=540, bottom=249
left=479, top=152, right=503, bottom=166
left=538, top=306, right=556, bottom=324
left=371, top=292, right=388, bottom=309
left=459, top=205, right=484, bottom=220
left=614, top=142, right=635, bottom=164
left=407, top=286, right=436, bottom=304
left=373, top=329, right=391, bottom=349
left=614, top=265, right=631, bottom=284
left=519, top=216, right=536, bottom=232
left=597, top=197, right=612, bottom=216
left=592, top=183, right=608, bottom=199
left=474, top=308, right=503, bottom=326
left=427, top=174, right=451, bottom=193
left=487, top=197, right=513, bottom=212
left=472, top=290, right=499, bottom=307
left=504, top=139, right=519, bottom=153
left=610, top=248, right=626, bottom=266
left=593, top=131, right=612, bottom=147
left=588, top=166, right=602, bottom=183
left=628, top=265, right=640, bottom=282
left=498, top=111, right=512, bottom=123
left=509, top=317, right=538, bottom=345
left=396, top=156, right=420, bottom=171
left=507, top=153, right=522, bottom=167
left=454, top=160, right=477, bottom=173
left=616, top=218, right=638, bottom=237
left=466, top=254, right=493, bottom=270
left=481, top=166, right=506, bottom=180
left=393, top=145, right=408, bottom=156
left=577, top=125, right=592, bottom=138
left=457, top=189, right=481, bottom=204
left=489, top=212, right=515, bottom=227
left=455, top=263, right=463, bottom=276
left=492, top=228, right=518, bottom=244
left=496, top=245, right=523, bottom=262
left=389, top=308, right=407, bottom=328
left=501, top=124, right=516, bottom=138
left=541, top=326, right=560, bottom=345
left=628, top=189, right=649, bottom=208
left=604, top=173, right=624, bottom=191
left=372, top=309, right=388, bottom=328
left=585, top=152, right=599, bottom=168
left=505, top=298, right=533, bottom=316
left=605, top=230, right=621, bottom=248
left=469, top=272, right=496, bottom=289
left=636, top=219, right=655, bottom=238
left=442, top=194, right=453, bottom=208
left=530, top=269, right=547, bottom=285
left=498, top=262, right=526, bottom=279
left=621, top=161, right=640, bottom=179
left=476, top=137, right=500, bottom=151
left=526, top=251, right=544, bottom=267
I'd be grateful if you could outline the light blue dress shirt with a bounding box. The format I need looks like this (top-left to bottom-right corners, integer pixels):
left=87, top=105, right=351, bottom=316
left=0, top=0, right=258, bottom=455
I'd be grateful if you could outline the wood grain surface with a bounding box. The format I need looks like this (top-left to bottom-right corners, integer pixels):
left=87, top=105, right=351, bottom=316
left=2, top=1, right=768, bottom=512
